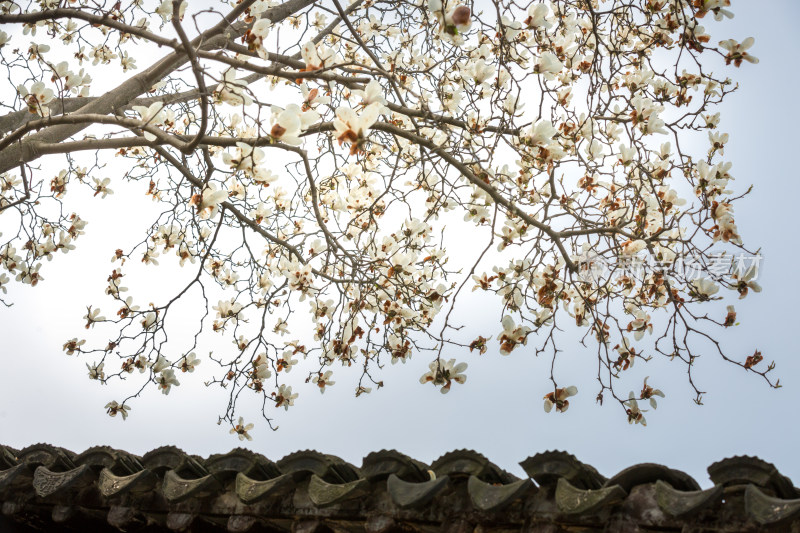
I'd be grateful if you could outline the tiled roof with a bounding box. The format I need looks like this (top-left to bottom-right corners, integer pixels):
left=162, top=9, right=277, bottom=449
left=1, top=444, right=799, bottom=532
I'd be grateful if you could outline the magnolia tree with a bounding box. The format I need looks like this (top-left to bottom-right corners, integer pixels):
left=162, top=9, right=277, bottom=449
left=0, top=0, right=774, bottom=437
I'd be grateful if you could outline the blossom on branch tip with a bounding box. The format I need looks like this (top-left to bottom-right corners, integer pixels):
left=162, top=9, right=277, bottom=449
left=155, top=0, right=186, bottom=23
left=156, top=368, right=180, bottom=395
left=351, top=80, right=388, bottom=109
left=300, top=41, right=336, bottom=72
left=525, top=3, right=552, bottom=29
left=444, top=5, right=471, bottom=35
left=190, top=184, right=227, bottom=220
left=692, top=278, right=719, bottom=300
left=312, top=370, right=335, bottom=393
left=543, top=386, right=578, bottom=413
left=695, top=0, right=733, bottom=21
left=273, top=384, right=298, bottom=410
left=640, top=377, right=665, bottom=409
left=214, top=298, right=244, bottom=322
left=179, top=352, right=201, bottom=373
left=87, top=362, right=105, bottom=381
left=230, top=417, right=253, bottom=440
left=84, top=306, right=105, bottom=329
left=333, top=103, right=382, bottom=155
left=141, top=311, right=157, bottom=330
left=105, top=401, right=130, bottom=420
left=300, top=83, right=330, bottom=111
left=92, top=177, right=113, bottom=198
left=625, top=393, right=647, bottom=425
left=498, top=315, right=530, bottom=355
left=215, top=69, right=252, bottom=106
left=245, top=18, right=271, bottom=58
left=63, top=338, right=85, bottom=355
left=18, top=82, right=54, bottom=116
left=131, top=102, right=165, bottom=141
left=535, top=52, right=563, bottom=74
left=419, top=358, right=467, bottom=394
left=719, top=37, right=758, bottom=67
left=269, top=104, right=318, bottom=146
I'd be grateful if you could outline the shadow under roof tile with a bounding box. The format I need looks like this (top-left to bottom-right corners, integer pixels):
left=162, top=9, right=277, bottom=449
left=654, top=479, right=723, bottom=518
left=386, top=472, right=449, bottom=509
left=307, top=474, right=370, bottom=507
left=708, top=456, right=797, bottom=498
left=0, top=463, right=34, bottom=497
left=467, top=474, right=534, bottom=512
left=519, top=450, right=605, bottom=490
left=745, top=484, right=800, bottom=526
left=605, top=463, right=700, bottom=492
left=278, top=450, right=360, bottom=483
left=32, top=463, right=95, bottom=498
left=235, top=471, right=295, bottom=504
left=555, top=477, right=627, bottom=515
left=204, top=448, right=280, bottom=481
left=0, top=446, right=18, bottom=470
left=18, top=444, right=76, bottom=471
left=360, top=449, right=429, bottom=482
left=431, top=449, right=515, bottom=484
left=142, top=446, right=207, bottom=479
left=162, top=468, right=223, bottom=503
left=97, top=466, right=157, bottom=498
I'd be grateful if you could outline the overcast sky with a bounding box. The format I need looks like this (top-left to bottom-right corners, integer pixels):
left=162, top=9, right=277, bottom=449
left=1, top=1, right=798, bottom=487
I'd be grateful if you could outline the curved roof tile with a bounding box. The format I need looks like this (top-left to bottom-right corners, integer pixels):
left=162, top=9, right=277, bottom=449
left=0, top=443, right=797, bottom=532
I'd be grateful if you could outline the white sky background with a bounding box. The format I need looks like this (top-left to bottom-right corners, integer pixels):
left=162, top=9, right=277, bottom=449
left=1, top=1, right=799, bottom=486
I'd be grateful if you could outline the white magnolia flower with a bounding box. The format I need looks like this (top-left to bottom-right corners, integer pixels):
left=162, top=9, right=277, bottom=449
left=692, top=278, right=719, bottom=299
left=470, top=59, right=495, bottom=84
left=443, top=5, right=471, bottom=34
left=84, top=306, right=105, bottom=328
left=300, top=83, right=330, bottom=110
left=626, top=392, right=647, bottom=425
left=269, top=104, right=318, bottom=146
left=498, top=315, right=531, bottom=355
left=92, top=177, right=113, bottom=198
left=719, top=37, right=758, bottom=66
left=18, top=81, right=54, bottom=116
left=179, top=352, right=201, bottom=372
left=641, top=377, right=665, bottom=409
left=230, top=416, right=254, bottom=440
left=190, top=183, right=228, bottom=220
left=419, top=358, right=467, bottom=394
left=312, top=370, right=335, bottom=393
left=156, top=368, right=180, bottom=395
left=620, top=239, right=647, bottom=256
left=214, top=298, right=243, bottom=321
left=543, top=386, right=578, bottom=413
left=62, top=338, right=85, bottom=355
left=155, top=0, right=186, bottom=23
left=105, top=401, right=130, bottom=420
left=351, top=80, right=387, bottom=108
left=525, top=3, right=552, bottom=29
left=216, top=68, right=252, bottom=106
left=248, top=18, right=271, bottom=58
left=141, top=311, right=157, bottom=330
left=300, top=41, right=336, bottom=71
left=131, top=102, right=165, bottom=141
left=333, top=103, right=382, bottom=154
left=733, top=262, right=762, bottom=299
left=87, top=362, right=105, bottom=381
left=536, top=52, right=563, bottom=74
left=526, top=120, right=557, bottom=146
left=274, top=384, right=298, bottom=410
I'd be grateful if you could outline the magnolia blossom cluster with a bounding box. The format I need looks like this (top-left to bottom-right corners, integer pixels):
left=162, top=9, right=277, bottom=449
left=0, top=0, right=770, bottom=435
